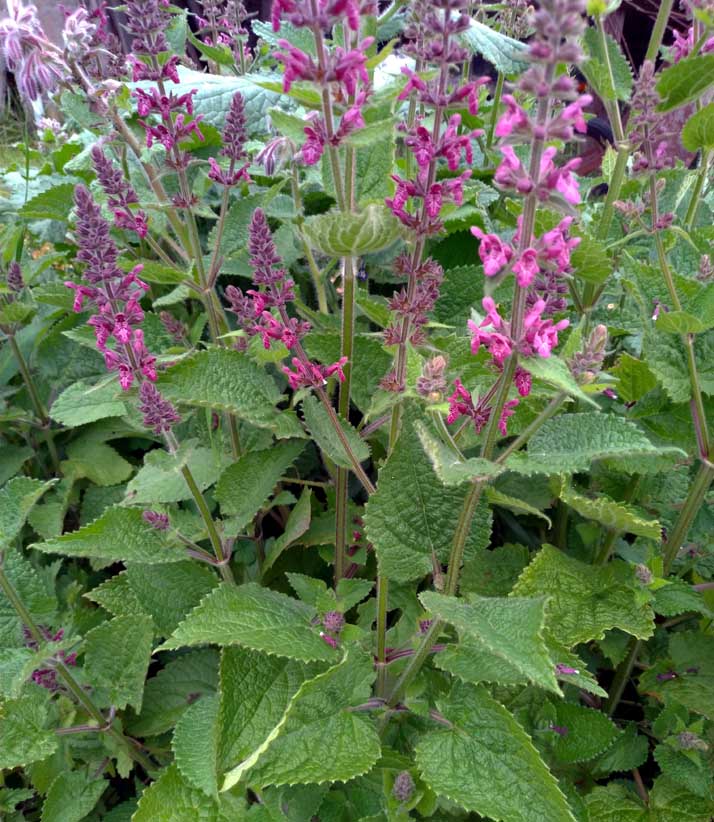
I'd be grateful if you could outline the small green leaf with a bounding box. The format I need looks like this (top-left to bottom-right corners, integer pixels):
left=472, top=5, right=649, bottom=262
left=524, top=356, right=598, bottom=406
left=581, top=27, right=633, bottom=102
left=301, top=395, right=370, bottom=470
left=84, top=614, right=154, bottom=711
left=512, top=544, right=655, bottom=647
left=0, top=550, right=56, bottom=648
left=416, top=422, right=504, bottom=486
left=656, top=310, right=710, bottom=334
left=215, top=440, right=305, bottom=527
left=41, top=771, right=106, bottom=822
left=0, top=477, right=55, bottom=544
left=173, top=695, right=220, bottom=798
left=652, top=580, right=709, bottom=617
left=0, top=648, right=37, bottom=699
left=159, top=583, right=339, bottom=663
left=460, top=544, right=531, bottom=597
left=657, top=54, right=714, bottom=112
left=0, top=686, right=57, bottom=770
left=303, top=204, right=401, bottom=256
left=264, top=488, right=312, bottom=573
left=559, top=480, right=662, bottom=540
left=19, top=183, right=77, bottom=221
left=459, top=19, right=529, bottom=74
left=551, top=702, right=620, bottom=764
left=31, top=506, right=182, bottom=564
left=421, top=591, right=560, bottom=693
left=416, top=682, right=574, bottom=822
left=84, top=571, right=150, bottom=620
left=64, top=438, right=133, bottom=487
left=610, top=354, right=657, bottom=403
left=682, top=102, right=714, bottom=151
left=49, top=380, right=128, bottom=427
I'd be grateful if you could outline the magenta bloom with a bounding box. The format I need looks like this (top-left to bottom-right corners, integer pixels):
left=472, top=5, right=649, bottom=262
left=471, top=227, right=514, bottom=277
left=513, top=248, right=539, bottom=287
left=523, top=300, right=570, bottom=358
left=494, top=95, right=530, bottom=139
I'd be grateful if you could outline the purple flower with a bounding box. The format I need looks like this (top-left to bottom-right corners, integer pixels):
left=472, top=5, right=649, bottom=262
left=550, top=724, right=569, bottom=737
left=392, top=771, right=415, bottom=803
left=7, top=261, right=23, bottom=293
left=322, top=611, right=345, bottom=633
left=471, top=227, right=514, bottom=277
left=555, top=663, right=579, bottom=676
left=123, top=0, right=171, bottom=56
left=283, top=356, right=348, bottom=390
left=138, top=381, right=180, bottom=435
left=221, top=91, right=248, bottom=162
left=91, top=146, right=148, bottom=238
left=143, top=510, right=170, bottom=530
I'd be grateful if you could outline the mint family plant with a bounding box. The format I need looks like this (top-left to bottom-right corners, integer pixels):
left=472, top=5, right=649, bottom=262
left=1, top=0, right=714, bottom=818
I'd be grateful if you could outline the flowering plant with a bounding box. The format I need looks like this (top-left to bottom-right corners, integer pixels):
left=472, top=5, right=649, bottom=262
left=1, top=0, right=714, bottom=818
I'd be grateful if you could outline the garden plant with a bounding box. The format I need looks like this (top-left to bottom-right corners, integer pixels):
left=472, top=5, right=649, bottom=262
left=1, top=0, right=714, bottom=818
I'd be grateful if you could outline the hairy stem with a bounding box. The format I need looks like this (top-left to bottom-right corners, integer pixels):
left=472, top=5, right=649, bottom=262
left=663, top=459, right=714, bottom=574
left=644, top=0, right=674, bottom=63
left=685, top=148, right=711, bottom=230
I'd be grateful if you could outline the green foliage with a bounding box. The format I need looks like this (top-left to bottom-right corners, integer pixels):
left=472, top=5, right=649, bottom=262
left=581, top=27, right=633, bottom=102
left=301, top=395, right=370, bottom=469
left=657, top=54, right=714, bottom=111
left=303, top=205, right=402, bottom=256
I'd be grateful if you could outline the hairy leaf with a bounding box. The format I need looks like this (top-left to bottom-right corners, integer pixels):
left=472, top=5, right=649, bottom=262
left=657, top=54, right=714, bottom=111
left=0, top=686, right=57, bottom=770
left=459, top=18, right=528, bottom=74
left=558, top=481, right=661, bottom=540
left=416, top=422, right=504, bottom=486
left=0, top=477, right=55, bottom=544
left=41, top=772, right=106, bottom=822
left=303, top=204, right=401, bottom=256
left=300, top=395, right=370, bottom=470
left=173, top=695, right=221, bottom=798
left=49, top=380, right=127, bottom=427
left=682, top=102, right=714, bottom=151
left=0, top=550, right=56, bottom=648
left=550, top=702, right=620, bottom=764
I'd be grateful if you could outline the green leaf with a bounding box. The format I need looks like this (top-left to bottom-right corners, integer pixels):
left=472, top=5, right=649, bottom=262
left=485, top=487, right=553, bottom=527
left=559, top=480, right=662, bottom=540
left=300, top=395, right=370, bottom=470
left=49, top=380, right=128, bottom=427
left=592, top=723, right=649, bottom=776
left=84, top=571, right=150, bottom=620
left=433, top=265, right=483, bottom=326
left=584, top=783, right=646, bottom=821
left=512, top=544, right=655, bottom=646
left=173, top=695, right=221, bottom=798
left=460, top=544, right=531, bottom=597
left=31, top=506, right=182, bottom=564
left=585, top=777, right=714, bottom=821
left=126, top=441, right=225, bottom=504
left=133, top=764, right=239, bottom=822
left=654, top=742, right=713, bottom=800
left=41, top=772, right=106, bottom=822
left=505, top=413, right=685, bottom=475
left=364, top=413, right=492, bottom=583
left=416, top=422, right=504, bottom=486
left=459, top=19, right=529, bottom=74
left=550, top=702, right=620, bottom=764
left=652, top=580, right=709, bottom=617
left=303, top=204, right=402, bottom=256
left=125, top=562, right=219, bottom=636
left=581, top=27, right=633, bottom=102
left=83, top=615, right=154, bottom=711
left=0, top=686, right=57, bottom=770
left=215, top=440, right=305, bottom=527
left=643, top=330, right=691, bottom=403
left=0, top=443, right=32, bottom=485
left=610, top=354, right=657, bottom=403
left=225, top=649, right=380, bottom=790
left=0, top=550, right=56, bottom=647
left=0, top=648, right=37, bottom=699
left=122, top=259, right=186, bottom=285
left=159, top=583, right=340, bottom=663
left=682, top=102, right=714, bottom=151
left=19, top=183, right=77, bottom=221
left=64, top=438, right=133, bottom=487
left=524, top=355, right=598, bottom=406
left=415, top=682, right=574, bottom=821
left=264, top=489, right=312, bottom=573
left=656, top=310, right=711, bottom=334
left=158, top=348, right=299, bottom=436
left=421, top=591, right=559, bottom=693
left=0, top=477, right=55, bottom=543
left=127, top=649, right=219, bottom=737
left=657, top=54, right=714, bottom=112
left=218, top=647, right=323, bottom=776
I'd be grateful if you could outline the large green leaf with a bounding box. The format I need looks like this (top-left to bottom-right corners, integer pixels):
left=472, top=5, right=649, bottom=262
left=302, top=204, right=402, bottom=256
left=41, top=772, right=106, bottom=822
left=49, top=380, right=128, bottom=427
left=657, top=54, right=714, bottom=111
left=158, top=348, right=300, bottom=436
left=511, top=544, right=655, bottom=647
left=682, top=102, right=714, bottom=151
left=224, top=649, right=380, bottom=791
left=558, top=481, right=662, bottom=540
left=364, top=414, right=492, bottom=583
left=159, top=583, right=340, bottom=663
left=459, top=19, right=529, bottom=74
left=505, top=413, right=685, bottom=475
left=214, top=440, right=305, bottom=527
left=83, top=615, right=154, bottom=711
left=585, top=777, right=714, bottom=821
left=64, top=438, right=133, bottom=487
left=300, top=395, right=370, bottom=470
left=0, top=477, right=55, bottom=544
left=0, top=686, right=57, bottom=770
left=415, top=682, right=574, bottom=821
left=0, top=550, right=56, bottom=648
left=421, top=591, right=559, bottom=693
left=581, top=27, right=633, bottom=102
left=172, top=695, right=221, bottom=798
left=31, top=506, right=182, bottom=564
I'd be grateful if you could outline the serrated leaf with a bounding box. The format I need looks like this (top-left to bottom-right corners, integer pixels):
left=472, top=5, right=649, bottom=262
left=264, top=488, right=312, bottom=573
left=592, top=723, right=649, bottom=776
left=83, top=614, right=154, bottom=711
left=433, top=265, right=484, bottom=326
left=125, top=562, right=219, bottom=636
left=158, top=348, right=299, bottom=435
left=300, top=394, right=370, bottom=470
left=504, top=413, right=685, bottom=475
left=225, top=649, right=380, bottom=790
left=460, top=544, right=531, bottom=597
left=610, top=354, right=657, bottom=403
left=416, top=422, right=504, bottom=486
left=218, top=647, right=323, bottom=777
left=31, top=506, right=182, bottom=564
left=548, top=642, right=608, bottom=698
left=173, top=695, right=220, bottom=798
left=682, top=102, right=714, bottom=152
left=0, top=648, right=37, bottom=698
left=512, top=544, right=655, bottom=646
left=126, top=441, right=225, bottom=505
left=656, top=310, right=711, bottom=334
left=422, top=591, right=559, bottom=693
left=584, top=783, right=646, bottom=821
left=657, top=54, right=714, bottom=111
left=127, top=649, right=219, bottom=737
left=459, top=19, right=529, bottom=74
left=19, top=183, right=76, bottom=220
left=159, top=583, right=339, bottom=663
left=0, top=443, right=32, bottom=485
left=581, top=27, right=633, bottom=102
left=416, top=682, right=574, bottom=822
left=524, top=355, right=598, bottom=406
left=64, top=438, right=133, bottom=487
left=215, top=440, right=305, bottom=527
left=133, top=764, right=238, bottom=822
left=49, top=380, right=128, bottom=427
left=0, top=686, right=57, bottom=769
left=0, top=477, right=55, bottom=543
left=41, top=771, right=106, bottom=822
left=302, top=204, right=401, bottom=256
left=654, top=742, right=713, bottom=800
left=551, top=702, right=620, bottom=764
left=485, top=488, right=553, bottom=527
left=643, top=330, right=690, bottom=403
left=0, top=550, right=56, bottom=647
left=653, top=580, right=709, bottom=617
left=559, top=480, right=661, bottom=540
left=84, top=571, right=150, bottom=620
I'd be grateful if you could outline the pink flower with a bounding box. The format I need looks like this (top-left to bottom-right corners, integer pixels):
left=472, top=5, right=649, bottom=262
left=539, top=147, right=582, bottom=204
left=471, top=227, right=514, bottom=276
left=514, top=366, right=532, bottom=397
left=513, top=248, right=539, bottom=287
left=283, top=356, right=348, bottom=390
left=495, top=95, right=530, bottom=138
left=498, top=399, right=519, bottom=436
left=523, top=299, right=569, bottom=358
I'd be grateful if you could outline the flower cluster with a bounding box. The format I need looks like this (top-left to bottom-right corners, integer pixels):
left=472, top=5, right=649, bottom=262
left=208, top=92, right=251, bottom=186
left=67, top=185, right=180, bottom=435
left=134, top=87, right=204, bottom=164
left=225, top=209, right=347, bottom=390
left=446, top=379, right=519, bottom=436
left=124, top=0, right=179, bottom=83
left=23, top=626, right=77, bottom=692
left=91, top=146, right=148, bottom=238
left=196, top=0, right=248, bottom=62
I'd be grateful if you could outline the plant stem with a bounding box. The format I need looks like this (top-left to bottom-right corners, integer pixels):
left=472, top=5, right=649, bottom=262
left=645, top=0, right=674, bottom=63
left=496, top=392, right=567, bottom=464
left=663, top=459, right=714, bottom=574
left=685, top=148, right=711, bottom=230
left=291, top=164, right=329, bottom=314
left=8, top=335, right=61, bottom=475
left=596, top=15, right=625, bottom=144
left=486, top=73, right=504, bottom=149
left=0, top=562, right=156, bottom=774
left=606, top=638, right=641, bottom=716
